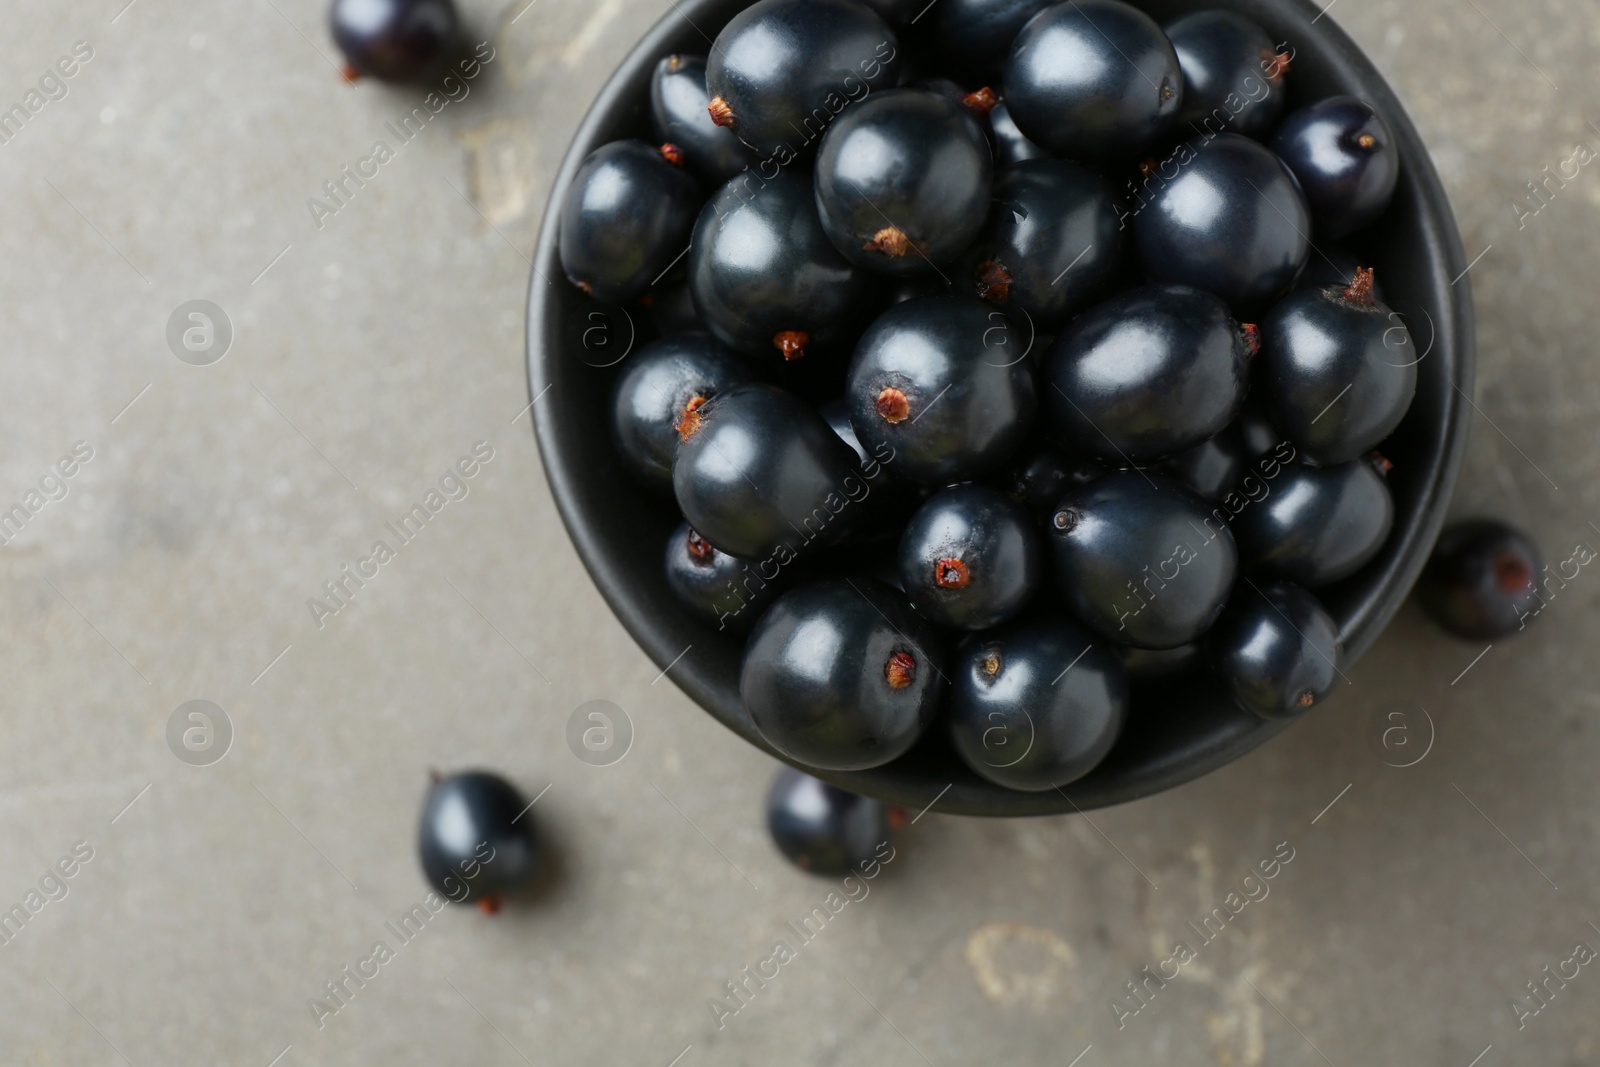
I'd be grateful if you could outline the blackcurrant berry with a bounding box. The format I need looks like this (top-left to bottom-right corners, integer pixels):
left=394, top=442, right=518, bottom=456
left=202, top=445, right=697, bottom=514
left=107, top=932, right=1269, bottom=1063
left=673, top=383, right=864, bottom=560
left=1230, top=456, right=1394, bottom=587
left=1163, top=10, right=1289, bottom=140
left=1003, top=0, right=1182, bottom=165
left=704, top=0, right=902, bottom=158
left=1208, top=581, right=1341, bottom=720
left=967, top=159, right=1123, bottom=326
left=610, top=332, right=750, bottom=494
left=558, top=141, right=701, bottom=303
left=1004, top=443, right=1105, bottom=514
left=331, top=0, right=459, bottom=83
left=1271, top=95, right=1399, bottom=239
left=1049, top=471, right=1238, bottom=650
left=988, top=100, right=1047, bottom=166
left=664, top=521, right=781, bottom=633
left=418, top=770, right=540, bottom=913
left=688, top=171, right=880, bottom=362
left=1132, top=132, right=1310, bottom=309
left=846, top=295, right=1037, bottom=485
left=741, top=577, right=946, bottom=771
left=1042, top=285, right=1250, bottom=461
left=897, top=484, right=1043, bottom=630
left=948, top=617, right=1127, bottom=790
left=928, top=0, right=1054, bottom=80
left=1417, top=520, right=1545, bottom=639
left=814, top=88, right=993, bottom=275
left=651, top=54, right=757, bottom=187
left=767, top=767, right=894, bottom=875
left=1259, top=267, right=1417, bottom=465
left=1161, top=422, right=1251, bottom=502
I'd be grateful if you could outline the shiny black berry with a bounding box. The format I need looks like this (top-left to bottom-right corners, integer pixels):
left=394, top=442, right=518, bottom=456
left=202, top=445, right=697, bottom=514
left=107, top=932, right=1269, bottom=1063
left=1049, top=471, right=1238, bottom=650
left=1004, top=443, right=1105, bottom=514
left=1161, top=422, right=1251, bottom=502
left=689, top=171, right=879, bottom=362
left=949, top=617, right=1127, bottom=790
left=815, top=88, right=993, bottom=275
left=664, top=521, right=780, bottom=633
left=898, top=484, right=1043, bottom=630
left=1417, top=520, right=1545, bottom=639
left=650, top=54, right=757, bottom=186
left=1043, top=285, right=1250, bottom=461
left=928, top=0, right=1054, bottom=80
left=704, top=0, right=902, bottom=158
left=847, top=295, right=1037, bottom=485
left=1271, top=95, right=1399, bottom=239
left=1163, top=10, right=1289, bottom=140
left=1259, top=268, right=1416, bottom=465
left=741, top=578, right=946, bottom=771
left=1003, top=0, right=1182, bottom=165
left=559, top=141, right=701, bottom=303
left=331, top=0, right=459, bottom=82
left=1231, top=456, right=1394, bottom=587
left=610, top=333, right=750, bottom=494
left=673, top=383, right=864, bottom=560
left=1133, top=133, right=1310, bottom=309
left=418, top=770, right=540, bottom=913
left=989, top=100, right=1047, bottom=166
left=1208, top=581, right=1341, bottom=720
left=767, top=767, right=895, bottom=875
left=968, top=159, right=1123, bottom=326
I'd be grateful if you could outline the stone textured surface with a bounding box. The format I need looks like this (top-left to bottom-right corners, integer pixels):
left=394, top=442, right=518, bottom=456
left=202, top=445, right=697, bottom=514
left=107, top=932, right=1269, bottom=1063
left=0, top=0, right=1595, bottom=1064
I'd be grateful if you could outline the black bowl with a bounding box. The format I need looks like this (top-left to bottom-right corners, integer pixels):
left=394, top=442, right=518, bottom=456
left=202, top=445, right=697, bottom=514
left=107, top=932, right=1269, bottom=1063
left=526, top=0, right=1473, bottom=815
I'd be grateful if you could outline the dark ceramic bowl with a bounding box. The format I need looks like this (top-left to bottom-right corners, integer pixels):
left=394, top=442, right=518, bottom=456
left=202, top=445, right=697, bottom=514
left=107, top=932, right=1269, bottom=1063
left=527, top=0, right=1473, bottom=815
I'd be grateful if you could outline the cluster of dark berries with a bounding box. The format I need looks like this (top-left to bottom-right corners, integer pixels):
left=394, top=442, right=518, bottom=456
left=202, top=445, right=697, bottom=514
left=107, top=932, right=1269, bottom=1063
left=562, top=0, right=1417, bottom=793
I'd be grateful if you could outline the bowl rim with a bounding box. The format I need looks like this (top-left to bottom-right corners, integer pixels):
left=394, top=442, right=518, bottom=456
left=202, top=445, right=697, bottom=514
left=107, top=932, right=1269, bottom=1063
left=526, top=0, right=1475, bottom=816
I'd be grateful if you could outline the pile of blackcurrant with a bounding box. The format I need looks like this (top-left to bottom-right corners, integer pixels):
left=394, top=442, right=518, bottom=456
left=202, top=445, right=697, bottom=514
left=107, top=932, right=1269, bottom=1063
left=563, top=0, right=1417, bottom=794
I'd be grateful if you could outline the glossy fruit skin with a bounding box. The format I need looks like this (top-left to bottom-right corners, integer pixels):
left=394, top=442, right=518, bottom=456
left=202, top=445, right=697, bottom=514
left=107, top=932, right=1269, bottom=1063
left=1049, top=471, right=1238, bottom=649
left=664, top=521, right=780, bottom=632
left=898, top=485, right=1042, bottom=630
left=418, top=771, right=540, bottom=905
left=767, top=768, right=893, bottom=875
left=1231, top=457, right=1394, bottom=587
left=1271, top=96, right=1399, bottom=240
left=1163, top=10, right=1287, bottom=140
left=610, top=333, right=750, bottom=494
left=1133, top=133, right=1310, bottom=309
left=814, top=89, right=993, bottom=275
left=650, top=55, right=756, bottom=186
left=1004, top=444, right=1104, bottom=514
left=989, top=101, right=1046, bottom=166
left=847, top=296, right=1037, bottom=485
left=704, top=0, right=902, bottom=158
left=674, top=383, right=865, bottom=560
left=559, top=141, right=702, bottom=303
left=949, top=617, right=1127, bottom=790
left=689, top=172, right=879, bottom=360
left=929, top=0, right=1055, bottom=79
left=331, top=0, right=459, bottom=82
left=741, top=578, right=946, bottom=771
left=1208, top=581, right=1341, bottom=720
left=1236, top=398, right=1285, bottom=458
left=969, top=160, right=1123, bottom=325
left=1043, top=285, right=1249, bottom=462
left=1417, top=520, right=1545, bottom=639
left=1259, top=280, right=1417, bottom=465
left=1162, top=423, right=1249, bottom=502
left=1003, top=0, right=1182, bottom=165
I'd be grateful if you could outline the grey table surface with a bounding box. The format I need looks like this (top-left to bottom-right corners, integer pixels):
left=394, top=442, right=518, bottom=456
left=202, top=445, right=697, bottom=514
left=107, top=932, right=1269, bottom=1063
left=0, top=0, right=1596, bottom=1064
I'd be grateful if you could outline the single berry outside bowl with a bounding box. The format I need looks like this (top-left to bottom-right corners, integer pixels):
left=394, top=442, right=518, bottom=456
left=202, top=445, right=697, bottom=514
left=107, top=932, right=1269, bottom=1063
left=526, top=0, right=1475, bottom=816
